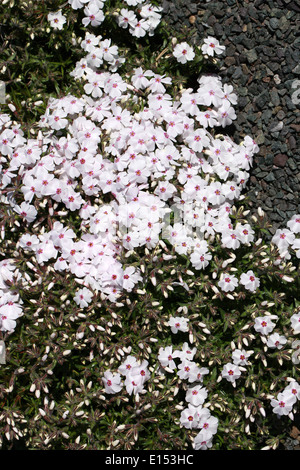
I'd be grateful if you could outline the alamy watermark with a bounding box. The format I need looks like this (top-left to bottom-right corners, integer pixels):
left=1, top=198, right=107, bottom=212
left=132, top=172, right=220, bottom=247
left=292, top=79, right=300, bottom=105
left=0, top=81, right=5, bottom=104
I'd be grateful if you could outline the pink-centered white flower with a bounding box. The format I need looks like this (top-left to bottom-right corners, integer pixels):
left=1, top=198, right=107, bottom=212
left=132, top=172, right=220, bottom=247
left=117, top=8, right=137, bottom=29
left=186, top=385, right=208, bottom=407
left=254, top=316, right=278, bottom=335
left=272, top=228, right=295, bottom=252
left=168, top=316, right=189, bottom=334
left=48, top=10, right=66, bottom=30
left=287, top=214, right=300, bottom=234
left=190, top=249, right=212, bottom=270
left=193, top=429, right=214, bottom=450
left=239, top=270, right=260, bottom=292
left=158, top=346, right=180, bottom=371
left=82, top=1, right=105, bottom=27
left=232, top=349, right=252, bottom=366
left=271, top=391, right=296, bottom=416
left=129, top=19, right=149, bottom=38
left=48, top=109, right=68, bottom=130
left=74, top=287, right=93, bottom=308
left=180, top=404, right=200, bottom=429
left=173, top=42, right=195, bottom=64
left=266, top=333, right=287, bottom=350
left=185, top=129, right=210, bottom=152
left=118, top=355, right=138, bottom=376
left=179, top=342, right=197, bottom=362
left=221, top=363, right=241, bottom=384
left=284, top=381, right=300, bottom=401
left=199, top=414, right=219, bottom=436
left=102, top=370, right=123, bottom=394
left=201, top=37, right=225, bottom=56
left=177, top=359, right=199, bottom=380
left=122, top=266, right=142, bottom=292
left=217, top=273, right=238, bottom=292
left=0, top=306, right=22, bottom=332
left=290, top=313, right=300, bottom=334
left=14, top=201, right=37, bottom=224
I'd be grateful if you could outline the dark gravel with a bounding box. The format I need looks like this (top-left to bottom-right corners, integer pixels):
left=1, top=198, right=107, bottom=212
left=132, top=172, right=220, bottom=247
left=162, top=0, right=300, bottom=237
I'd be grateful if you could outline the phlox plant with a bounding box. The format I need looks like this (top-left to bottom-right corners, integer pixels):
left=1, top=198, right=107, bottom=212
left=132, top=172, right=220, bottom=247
left=0, top=0, right=299, bottom=451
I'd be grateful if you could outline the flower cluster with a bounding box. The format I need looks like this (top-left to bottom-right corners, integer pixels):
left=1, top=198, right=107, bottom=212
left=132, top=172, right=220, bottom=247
left=160, top=316, right=217, bottom=449
left=48, top=0, right=163, bottom=39
left=102, top=355, right=150, bottom=396
left=1, top=2, right=299, bottom=449
left=217, top=269, right=260, bottom=293
left=271, top=214, right=300, bottom=260
left=0, top=260, right=24, bottom=333
left=221, top=309, right=299, bottom=375
left=0, top=30, right=260, bottom=324
left=116, top=1, right=163, bottom=37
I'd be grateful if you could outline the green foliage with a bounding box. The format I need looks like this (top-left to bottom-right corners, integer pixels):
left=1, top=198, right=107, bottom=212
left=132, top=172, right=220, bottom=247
left=0, top=1, right=83, bottom=126
left=0, top=0, right=299, bottom=452
left=0, top=206, right=299, bottom=450
left=0, top=0, right=210, bottom=127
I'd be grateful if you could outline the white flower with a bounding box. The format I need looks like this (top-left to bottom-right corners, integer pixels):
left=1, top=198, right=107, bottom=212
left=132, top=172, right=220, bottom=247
left=48, top=10, right=67, bottom=30
left=254, top=316, right=277, bottom=335
left=232, top=349, right=252, bottom=366
left=272, top=228, right=295, bottom=252
left=221, top=363, right=241, bottom=385
left=124, top=372, right=145, bottom=395
left=117, top=8, right=137, bottom=29
left=167, top=316, right=189, bottom=334
left=284, top=381, right=300, bottom=401
left=178, top=342, right=197, bottom=361
left=187, top=366, right=209, bottom=384
left=217, top=273, right=239, bottom=292
left=14, top=202, right=37, bottom=223
left=82, top=1, right=105, bottom=27
left=193, top=429, right=214, bottom=450
left=102, top=371, right=123, bottom=394
left=185, top=385, right=208, bottom=407
left=122, top=266, right=142, bottom=292
left=190, top=249, right=212, bottom=270
left=74, top=287, right=93, bottom=308
left=173, top=42, right=195, bottom=64
left=198, top=414, right=218, bottom=436
left=290, top=313, right=300, bottom=334
left=180, top=404, right=200, bottom=429
left=287, top=214, right=300, bottom=234
left=201, top=36, right=225, bottom=56
left=48, top=109, right=68, bottom=130
left=177, top=359, right=198, bottom=380
left=291, top=340, right=300, bottom=364
left=217, top=100, right=237, bottom=127
left=158, top=346, right=180, bottom=371
left=239, top=270, right=260, bottom=292
left=0, top=297, right=23, bottom=332
left=271, top=391, right=297, bottom=416
left=35, top=239, right=58, bottom=264
left=129, top=19, right=149, bottom=38
left=266, top=333, right=287, bottom=350
left=118, top=356, right=138, bottom=375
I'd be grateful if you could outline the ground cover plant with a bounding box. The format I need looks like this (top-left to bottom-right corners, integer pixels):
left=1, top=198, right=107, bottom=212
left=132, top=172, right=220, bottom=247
left=0, top=0, right=299, bottom=451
